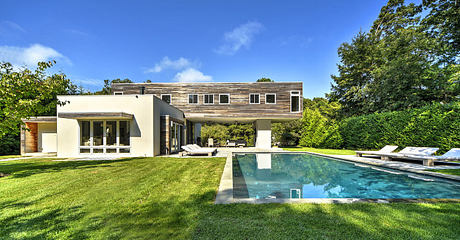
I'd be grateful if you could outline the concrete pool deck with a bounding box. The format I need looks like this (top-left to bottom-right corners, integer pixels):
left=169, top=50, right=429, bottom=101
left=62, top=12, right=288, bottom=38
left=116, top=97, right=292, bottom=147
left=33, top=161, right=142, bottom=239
left=215, top=150, right=460, bottom=204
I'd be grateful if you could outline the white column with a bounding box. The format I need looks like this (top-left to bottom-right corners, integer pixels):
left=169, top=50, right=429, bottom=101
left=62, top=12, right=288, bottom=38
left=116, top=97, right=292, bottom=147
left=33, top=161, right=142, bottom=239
left=255, top=119, right=271, bottom=149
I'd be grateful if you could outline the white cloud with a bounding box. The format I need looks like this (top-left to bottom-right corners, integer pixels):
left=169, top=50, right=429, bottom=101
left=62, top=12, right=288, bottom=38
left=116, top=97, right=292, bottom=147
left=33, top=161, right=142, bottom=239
left=0, top=44, right=71, bottom=68
left=0, top=21, right=26, bottom=33
left=173, top=68, right=212, bottom=82
left=145, top=56, right=193, bottom=73
left=215, top=21, right=264, bottom=55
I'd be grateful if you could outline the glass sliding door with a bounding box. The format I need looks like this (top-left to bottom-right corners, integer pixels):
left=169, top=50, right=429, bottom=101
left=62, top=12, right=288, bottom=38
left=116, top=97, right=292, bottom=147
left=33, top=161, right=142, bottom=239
left=169, top=122, right=182, bottom=153
left=79, top=120, right=131, bottom=154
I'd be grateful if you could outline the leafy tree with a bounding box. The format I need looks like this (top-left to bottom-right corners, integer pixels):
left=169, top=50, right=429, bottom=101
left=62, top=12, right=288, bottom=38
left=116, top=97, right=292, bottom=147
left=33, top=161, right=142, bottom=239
left=256, top=78, right=274, bottom=82
left=0, top=61, right=76, bottom=153
left=271, top=120, right=302, bottom=146
left=94, top=78, right=133, bottom=95
left=298, top=98, right=342, bottom=148
left=201, top=123, right=255, bottom=146
left=329, top=0, right=459, bottom=117
left=422, top=0, right=460, bottom=56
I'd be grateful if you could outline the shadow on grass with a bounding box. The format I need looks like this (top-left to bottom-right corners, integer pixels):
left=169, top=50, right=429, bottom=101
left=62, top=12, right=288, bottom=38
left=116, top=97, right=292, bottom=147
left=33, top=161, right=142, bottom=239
left=0, top=158, right=139, bottom=179
left=1, top=187, right=460, bottom=239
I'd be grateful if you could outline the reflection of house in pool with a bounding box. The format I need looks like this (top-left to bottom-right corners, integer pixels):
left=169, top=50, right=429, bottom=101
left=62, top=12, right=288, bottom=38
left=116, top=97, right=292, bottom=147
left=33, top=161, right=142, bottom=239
left=234, top=153, right=347, bottom=199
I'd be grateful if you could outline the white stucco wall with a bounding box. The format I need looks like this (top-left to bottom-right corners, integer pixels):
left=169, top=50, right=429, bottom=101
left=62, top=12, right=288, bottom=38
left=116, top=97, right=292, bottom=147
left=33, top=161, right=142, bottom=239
left=57, top=95, right=155, bottom=158
left=38, top=123, right=57, bottom=152
left=255, top=119, right=272, bottom=149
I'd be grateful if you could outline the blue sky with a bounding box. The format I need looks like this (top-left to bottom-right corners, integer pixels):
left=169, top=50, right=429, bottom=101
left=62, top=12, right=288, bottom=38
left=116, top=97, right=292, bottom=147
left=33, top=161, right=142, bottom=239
left=1, top=0, right=389, bottom=98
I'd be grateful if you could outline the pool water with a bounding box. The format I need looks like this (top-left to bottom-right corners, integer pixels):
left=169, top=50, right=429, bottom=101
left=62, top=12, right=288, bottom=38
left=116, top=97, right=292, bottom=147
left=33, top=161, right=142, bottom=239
left=233, top=153, right=460, bottom=199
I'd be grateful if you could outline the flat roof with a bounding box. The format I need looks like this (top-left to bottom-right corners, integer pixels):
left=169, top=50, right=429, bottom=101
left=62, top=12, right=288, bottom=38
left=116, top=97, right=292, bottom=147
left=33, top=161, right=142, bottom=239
left=22, top=116, right=57, bottom=123
left=58, top=112, right=134, bottom=119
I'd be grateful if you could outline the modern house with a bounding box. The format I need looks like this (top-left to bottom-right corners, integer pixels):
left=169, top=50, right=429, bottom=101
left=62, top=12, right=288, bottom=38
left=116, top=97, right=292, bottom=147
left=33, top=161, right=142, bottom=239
left=21, top=82, right=302, bottom=157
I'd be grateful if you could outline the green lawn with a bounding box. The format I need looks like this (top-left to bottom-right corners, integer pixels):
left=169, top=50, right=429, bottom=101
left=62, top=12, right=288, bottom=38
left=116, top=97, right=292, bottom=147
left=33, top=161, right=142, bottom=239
left=428, top=169, right=460, bottom=176
left=0, top=155, right=22, bottom=160
left=1, top=157, right=460, bottom=239
left=282, top=147, right=356, bottom=155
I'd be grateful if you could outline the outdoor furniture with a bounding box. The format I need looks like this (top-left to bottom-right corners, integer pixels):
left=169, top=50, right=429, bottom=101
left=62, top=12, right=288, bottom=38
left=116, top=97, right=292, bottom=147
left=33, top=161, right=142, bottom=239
left=376, top=147, right=439, bottom=161
left=180, top=145, right=217, bottom=156
left=355, top=145, right=398, bottom=157
left=227, top=140, right=236, bottom=147
left=398, top=148, right=460, bottom=166
left=235, top=139, right=247, bottom=148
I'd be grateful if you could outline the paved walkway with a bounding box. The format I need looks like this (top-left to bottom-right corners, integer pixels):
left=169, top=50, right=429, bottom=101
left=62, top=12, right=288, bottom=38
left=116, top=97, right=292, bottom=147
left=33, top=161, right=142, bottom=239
left=0, top=157, right=33, bottom=162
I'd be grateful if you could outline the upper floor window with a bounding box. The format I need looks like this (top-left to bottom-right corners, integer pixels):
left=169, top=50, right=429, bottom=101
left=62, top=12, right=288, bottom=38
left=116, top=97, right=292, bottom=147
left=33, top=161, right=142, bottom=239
left=204, top=94, right=214, bottom=104
left=290, top=91, right=301, bottom=112
left=113, top=92, right=123, bottom=95
left=265, top=93, right=276, bottom=104
left=219, top=94, right=230, bottom=104
left=161, top=94, right=171, bottom=104
left=249, top=93, right=260, bottom=104
left=188, top=94, right=198, bottom=104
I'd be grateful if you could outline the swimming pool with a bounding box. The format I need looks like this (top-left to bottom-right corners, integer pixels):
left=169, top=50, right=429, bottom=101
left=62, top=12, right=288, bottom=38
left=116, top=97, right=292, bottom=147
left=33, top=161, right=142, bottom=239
left=233, top=153, right=460, bottom=199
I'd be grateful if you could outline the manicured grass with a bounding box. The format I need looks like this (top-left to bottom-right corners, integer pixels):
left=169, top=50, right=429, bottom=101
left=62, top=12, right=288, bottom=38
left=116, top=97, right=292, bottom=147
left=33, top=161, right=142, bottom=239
left=282, top=147, right=356, bottom=155
left=0, top=155, right=22, bottom=160
left=428, top=168, right=460, bottom=176
left=1, top=157, right=460, bottom=239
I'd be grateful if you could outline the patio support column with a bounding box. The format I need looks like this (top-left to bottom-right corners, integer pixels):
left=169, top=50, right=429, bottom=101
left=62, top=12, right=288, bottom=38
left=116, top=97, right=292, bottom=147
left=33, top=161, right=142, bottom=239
left=255, top=119, right=271, bottom=149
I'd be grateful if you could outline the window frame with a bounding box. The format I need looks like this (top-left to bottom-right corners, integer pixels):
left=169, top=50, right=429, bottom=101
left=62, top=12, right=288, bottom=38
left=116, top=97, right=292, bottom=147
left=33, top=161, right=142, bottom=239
left=219, top=94, right=230, bottom=105
left=290, top=91, right=301, bottom=113
left=79, top=120, right=131, bottom=154
left=203, top=94, right=214, bottom=105
left=265, top=93, right=276, bottom=104
left=188, top=94, right=199, bottom=104
left=161, top=94, right=172, bottom=104
left=249, top=93, right=260, bottom=104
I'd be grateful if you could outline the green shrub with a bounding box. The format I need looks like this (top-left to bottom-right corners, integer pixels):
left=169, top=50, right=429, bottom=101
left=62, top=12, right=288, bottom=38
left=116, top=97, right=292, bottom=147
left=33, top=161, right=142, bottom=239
left=339, top=102, right=460, bottom=153
left=201, top=123, right=254, bottom=146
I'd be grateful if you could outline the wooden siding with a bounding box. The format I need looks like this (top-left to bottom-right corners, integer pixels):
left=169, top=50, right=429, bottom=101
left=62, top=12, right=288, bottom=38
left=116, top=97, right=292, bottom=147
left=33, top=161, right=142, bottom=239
left=112, top=82, right=302, bottom=121
left=24, top=122, right=38, bottom=153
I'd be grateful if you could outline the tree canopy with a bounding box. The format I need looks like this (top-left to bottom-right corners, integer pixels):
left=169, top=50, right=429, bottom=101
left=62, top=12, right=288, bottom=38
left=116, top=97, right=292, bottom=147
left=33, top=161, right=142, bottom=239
left=0, top=61, right=77, bottom=138
left=256, top=78, right=274, bottom=82
left=329, top=0, right=459, bottom=117
left=94, top=78, right=133, bottom=95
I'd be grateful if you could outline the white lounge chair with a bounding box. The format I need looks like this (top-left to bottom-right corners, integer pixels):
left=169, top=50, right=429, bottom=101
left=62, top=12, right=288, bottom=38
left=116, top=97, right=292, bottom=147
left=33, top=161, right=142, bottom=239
left=400, top=148, right=460, bottom=166
left=355, top=145, right=398, bottom=157
left=181, top=145, right=217, bottom=156
left=376, top=147, right=439, bottom=161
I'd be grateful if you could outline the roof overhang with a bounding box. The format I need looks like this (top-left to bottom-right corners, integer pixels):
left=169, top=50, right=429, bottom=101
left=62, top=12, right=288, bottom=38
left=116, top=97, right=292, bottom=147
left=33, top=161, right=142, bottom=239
left=58, top=112, right=134, bottom=120
left=185, top=115, right=301, bottom=124
left=22, top=116, right=57, bottom=123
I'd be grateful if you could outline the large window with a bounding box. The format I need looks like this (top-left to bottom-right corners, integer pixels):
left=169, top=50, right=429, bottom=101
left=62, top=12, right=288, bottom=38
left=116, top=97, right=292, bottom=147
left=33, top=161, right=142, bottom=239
left=79, top=120, right=130, bottom=154
left=188, top=94, right=198, bottom=104
left=204, top=94, right=214, bottom=104
left=265, top=93, right=276, bottom=104
left=219, top=94, right=230, bottom=104
left=290, top=91, right=301, bottom=112
left=249, top=93, right=260, bottom=104
left=161, top=94, right=171, bottom=104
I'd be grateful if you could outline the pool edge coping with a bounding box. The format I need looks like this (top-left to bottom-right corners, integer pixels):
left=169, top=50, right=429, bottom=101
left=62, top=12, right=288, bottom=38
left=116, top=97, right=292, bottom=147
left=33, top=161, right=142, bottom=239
left=215, top=151, right=460, bottom=204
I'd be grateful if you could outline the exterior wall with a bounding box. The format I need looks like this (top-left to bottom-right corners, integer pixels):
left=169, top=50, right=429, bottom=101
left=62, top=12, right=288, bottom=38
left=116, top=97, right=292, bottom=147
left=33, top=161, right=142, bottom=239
left=255, top=119, right=272, bottom=149
left=24, top=122, right=38, bottom=153
left=112, top=82, right=303, bottom=121
left=38, top=123, right=57, bottom=152
left=57, top=95, right=155, bottom=157
left=153, top=97, right=184, bottom=155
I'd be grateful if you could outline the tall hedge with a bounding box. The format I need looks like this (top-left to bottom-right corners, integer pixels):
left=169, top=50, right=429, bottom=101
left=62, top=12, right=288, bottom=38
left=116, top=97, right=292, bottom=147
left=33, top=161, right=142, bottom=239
left=339, top=102, right=460, bottom=153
